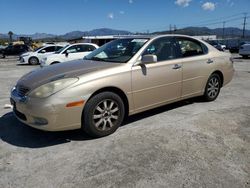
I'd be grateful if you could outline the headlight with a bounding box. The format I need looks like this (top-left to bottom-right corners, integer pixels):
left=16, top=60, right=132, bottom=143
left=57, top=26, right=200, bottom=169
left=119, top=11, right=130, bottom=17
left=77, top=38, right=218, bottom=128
left=29, top=78, right=78, bottom=98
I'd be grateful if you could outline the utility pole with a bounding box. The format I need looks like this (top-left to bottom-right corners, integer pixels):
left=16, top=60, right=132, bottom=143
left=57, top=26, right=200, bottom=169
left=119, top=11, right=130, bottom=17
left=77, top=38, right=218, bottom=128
left=222, top=21, right=226, bottom=39
left=173, top=25, right=177, bottom=33
left=242, top=13, right=247, bottom=38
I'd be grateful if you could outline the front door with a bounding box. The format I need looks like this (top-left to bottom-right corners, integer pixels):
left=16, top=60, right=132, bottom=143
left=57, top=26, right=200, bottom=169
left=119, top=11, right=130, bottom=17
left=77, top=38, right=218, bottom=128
left=131, top=37, right=182, bottom=113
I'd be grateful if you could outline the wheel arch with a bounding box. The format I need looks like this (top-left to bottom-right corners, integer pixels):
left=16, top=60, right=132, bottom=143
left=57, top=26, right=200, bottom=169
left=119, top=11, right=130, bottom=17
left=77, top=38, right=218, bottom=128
left=28, top=56, right=39, bottom=64
left=211, top=70, right=224, bottom=87
left=84, top=86, right=129, bottom=118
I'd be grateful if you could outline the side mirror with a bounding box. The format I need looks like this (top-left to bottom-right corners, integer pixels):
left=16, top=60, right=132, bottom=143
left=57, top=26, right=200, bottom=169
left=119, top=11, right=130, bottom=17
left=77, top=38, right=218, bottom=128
left=65, top=51, right=69, bottom=57
left=141, top=54, right=157, bottom=64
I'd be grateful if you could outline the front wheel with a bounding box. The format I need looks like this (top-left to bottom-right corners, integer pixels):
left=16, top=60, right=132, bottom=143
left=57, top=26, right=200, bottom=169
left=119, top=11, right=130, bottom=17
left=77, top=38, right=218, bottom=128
left=203, top=73, right=221, bottom=102
left=82, top=92, right=125, bottom=138
left=29, top=57, right=39, bottom=65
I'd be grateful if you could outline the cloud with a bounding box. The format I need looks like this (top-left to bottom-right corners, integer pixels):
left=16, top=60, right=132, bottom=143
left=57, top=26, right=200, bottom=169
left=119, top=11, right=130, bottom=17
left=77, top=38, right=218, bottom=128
left=129, top=0, right=133, bottom=4
left=108, top=13, right=114, bottom=19
left=202, top=2, right=216, bottom=11
left=119, top=10, right=125, bottom=15
left=175, top=0, right=192, bottom=7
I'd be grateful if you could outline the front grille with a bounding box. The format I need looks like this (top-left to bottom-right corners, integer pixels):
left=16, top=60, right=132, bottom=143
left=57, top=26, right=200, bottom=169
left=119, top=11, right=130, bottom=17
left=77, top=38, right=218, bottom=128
left=16, top=85, right=30, bottom=97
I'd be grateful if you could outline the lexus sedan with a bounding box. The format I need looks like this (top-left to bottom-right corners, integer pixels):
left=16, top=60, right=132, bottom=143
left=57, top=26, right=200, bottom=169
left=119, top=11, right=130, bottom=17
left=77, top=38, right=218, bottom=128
left=11, top=35, right=234, bottom=137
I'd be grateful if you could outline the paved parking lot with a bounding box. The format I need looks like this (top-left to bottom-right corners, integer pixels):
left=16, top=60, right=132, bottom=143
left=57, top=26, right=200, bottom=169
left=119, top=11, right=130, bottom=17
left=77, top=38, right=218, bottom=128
left=0, top=55, right=249, bottom=188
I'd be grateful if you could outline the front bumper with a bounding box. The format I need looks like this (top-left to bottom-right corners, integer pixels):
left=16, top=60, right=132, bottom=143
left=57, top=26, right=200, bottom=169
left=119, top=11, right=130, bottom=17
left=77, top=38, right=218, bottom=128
left=10, top=88, right=83, bottom=131
left=18, top=56, right=28, bottom=64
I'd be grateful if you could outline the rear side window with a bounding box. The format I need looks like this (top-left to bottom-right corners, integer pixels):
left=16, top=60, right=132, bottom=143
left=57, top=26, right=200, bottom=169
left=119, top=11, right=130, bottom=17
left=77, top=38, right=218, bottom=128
left=82, top=45, right=96, bottom=51
left=143, top=37, right=178, bottom=62
left=176, top=38, right=206, bottom=57
left=55, top=46, right=63, bottom=51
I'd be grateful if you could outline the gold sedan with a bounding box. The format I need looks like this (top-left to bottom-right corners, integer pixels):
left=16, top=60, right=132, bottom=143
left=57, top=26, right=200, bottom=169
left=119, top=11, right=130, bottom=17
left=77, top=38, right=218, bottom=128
left=11, top=35, right=234, bottom=137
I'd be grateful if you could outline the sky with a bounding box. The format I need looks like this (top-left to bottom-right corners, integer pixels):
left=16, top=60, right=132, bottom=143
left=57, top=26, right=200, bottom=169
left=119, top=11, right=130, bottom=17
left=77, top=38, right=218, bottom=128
left=0, top=0, right=249, bottom=35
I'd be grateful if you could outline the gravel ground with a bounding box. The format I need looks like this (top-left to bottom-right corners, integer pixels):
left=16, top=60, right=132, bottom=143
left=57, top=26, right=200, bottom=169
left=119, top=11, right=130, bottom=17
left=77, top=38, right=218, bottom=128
left=0, top=55, right=249, bottom=188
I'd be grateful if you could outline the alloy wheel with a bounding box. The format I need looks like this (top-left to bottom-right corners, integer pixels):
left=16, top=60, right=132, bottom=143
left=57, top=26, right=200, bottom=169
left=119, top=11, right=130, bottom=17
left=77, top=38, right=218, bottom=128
left=92, top=99, right=120, bottom=131
left=207, top=77, right=220, bottom=98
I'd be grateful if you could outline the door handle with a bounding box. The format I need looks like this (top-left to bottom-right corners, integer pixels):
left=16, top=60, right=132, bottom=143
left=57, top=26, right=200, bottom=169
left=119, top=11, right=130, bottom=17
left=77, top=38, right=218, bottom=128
left=207, top=59, right=214, bottom=64
left=172, top=64, right=182, bottom=70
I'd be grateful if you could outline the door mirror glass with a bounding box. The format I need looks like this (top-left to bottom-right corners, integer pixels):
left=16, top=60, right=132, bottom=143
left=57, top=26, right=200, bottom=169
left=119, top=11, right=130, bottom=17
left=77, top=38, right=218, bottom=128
left=141, top=54, right=157, bottom=64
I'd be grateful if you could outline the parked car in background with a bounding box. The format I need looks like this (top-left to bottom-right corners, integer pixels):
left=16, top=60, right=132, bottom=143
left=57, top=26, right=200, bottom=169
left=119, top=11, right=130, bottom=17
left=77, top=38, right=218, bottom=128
left=0, top=44, right=29, bottom=58
left=19, top=45, right=64, bottom=65
left=40, top=43, right=99, bottom=67
left=11, top=35, right=234, bottom=137
left=206, top=40, right=226, bottom=51
left=239, top=43, right=250, bottom=58
left=0, top=45, right=7, bottom=50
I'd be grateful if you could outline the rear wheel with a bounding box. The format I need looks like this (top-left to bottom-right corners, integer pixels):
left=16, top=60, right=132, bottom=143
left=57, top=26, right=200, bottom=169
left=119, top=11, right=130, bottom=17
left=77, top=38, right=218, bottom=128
left=203, top=73, right=221, bottom=102
left=82, top=92, right=125, bottom=138
left=29, top=57, right=39, bottom=65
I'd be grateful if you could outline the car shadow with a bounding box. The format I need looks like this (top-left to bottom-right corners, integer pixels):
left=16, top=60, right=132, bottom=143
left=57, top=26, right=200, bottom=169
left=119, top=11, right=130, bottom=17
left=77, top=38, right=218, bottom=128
left=123, top=97, right=201, bottom=125
left=16, top=64, right=39, bottom=66
left=0, top=97, right=203, bottom=148
left=0, top=112, right=92, bottom=148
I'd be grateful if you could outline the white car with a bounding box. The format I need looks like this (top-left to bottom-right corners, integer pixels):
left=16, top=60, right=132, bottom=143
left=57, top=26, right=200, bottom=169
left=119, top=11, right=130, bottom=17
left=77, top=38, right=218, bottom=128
left=40, top=43, right=99, bottom=67
left=19, top=45, right=64, bottom=65
left=239, top=44, right=250, bottom=58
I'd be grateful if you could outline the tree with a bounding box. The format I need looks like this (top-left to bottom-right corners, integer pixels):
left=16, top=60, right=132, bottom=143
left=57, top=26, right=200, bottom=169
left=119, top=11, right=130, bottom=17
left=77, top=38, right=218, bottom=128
left=8, top=31, right=13, bottom=43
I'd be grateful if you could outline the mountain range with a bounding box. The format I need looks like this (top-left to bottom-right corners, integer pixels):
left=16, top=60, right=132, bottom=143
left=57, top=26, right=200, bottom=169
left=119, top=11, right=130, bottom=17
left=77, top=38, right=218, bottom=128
left=0, top=28, right=132, bottom=40
left=0, top=27, right=249, bottom=40
left=154, top=27, right=250, bottom=37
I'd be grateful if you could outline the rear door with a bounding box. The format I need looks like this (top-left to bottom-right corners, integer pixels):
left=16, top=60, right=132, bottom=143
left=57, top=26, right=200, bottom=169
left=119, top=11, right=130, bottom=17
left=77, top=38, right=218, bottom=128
left=175, top=37, right=212, bottom=98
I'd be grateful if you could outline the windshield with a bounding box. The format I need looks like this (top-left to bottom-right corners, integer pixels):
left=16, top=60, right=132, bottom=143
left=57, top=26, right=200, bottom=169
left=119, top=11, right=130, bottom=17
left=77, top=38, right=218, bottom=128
left=55, top=45, right=69, bottom=54
left=84, top=38, right=149, bottom=63
left=34, top=46, right=43, bottom=52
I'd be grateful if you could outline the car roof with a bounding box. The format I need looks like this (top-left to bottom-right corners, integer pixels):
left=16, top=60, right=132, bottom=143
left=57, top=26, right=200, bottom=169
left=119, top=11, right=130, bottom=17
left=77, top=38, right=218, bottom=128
left=116, top=34, right=204, bottom=40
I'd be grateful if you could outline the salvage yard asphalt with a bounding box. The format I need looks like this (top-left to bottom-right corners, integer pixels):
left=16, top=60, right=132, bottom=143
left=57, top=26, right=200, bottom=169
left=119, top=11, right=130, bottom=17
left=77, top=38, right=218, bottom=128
left=0, top=54, right=249, bottom=188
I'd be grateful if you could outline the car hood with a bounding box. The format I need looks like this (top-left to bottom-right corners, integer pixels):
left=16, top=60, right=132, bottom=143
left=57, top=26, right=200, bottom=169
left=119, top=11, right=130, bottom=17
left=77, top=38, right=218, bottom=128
left=21, top=51, right=34, bottom=56
left=17, top=59, right=121, bottom=90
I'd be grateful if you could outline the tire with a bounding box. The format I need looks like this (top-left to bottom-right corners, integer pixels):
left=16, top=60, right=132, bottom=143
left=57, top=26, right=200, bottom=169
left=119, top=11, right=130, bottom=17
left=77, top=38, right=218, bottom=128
left=29, top=57, right=39, bottom=65
left=82, top=92, right=125, bottom=138
left=203, top=73, right=221, bottom=102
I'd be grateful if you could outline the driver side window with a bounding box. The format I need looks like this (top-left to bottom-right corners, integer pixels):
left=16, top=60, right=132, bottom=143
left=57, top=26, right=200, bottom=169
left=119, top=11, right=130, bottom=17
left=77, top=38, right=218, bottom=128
left=65, top=45, right=77, bottom=53
left=143, top=37, right=178, bottom=62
